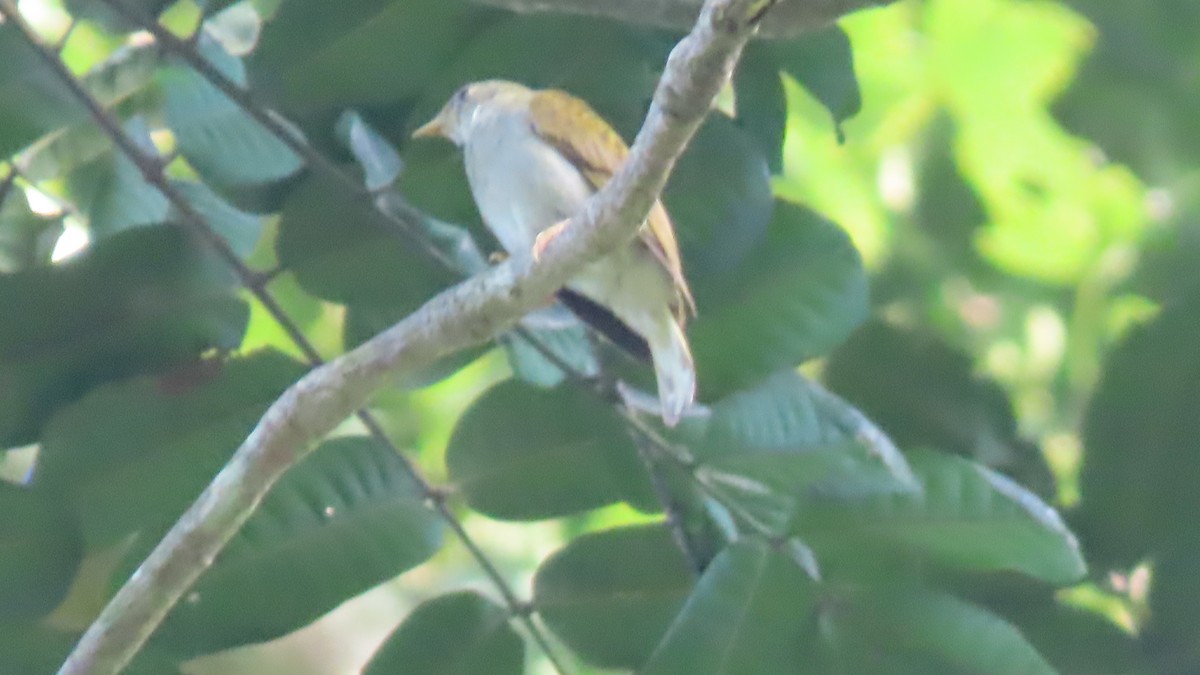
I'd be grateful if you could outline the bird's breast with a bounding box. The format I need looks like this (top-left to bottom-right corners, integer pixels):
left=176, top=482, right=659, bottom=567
left=463, top=115, right=594, bottom=254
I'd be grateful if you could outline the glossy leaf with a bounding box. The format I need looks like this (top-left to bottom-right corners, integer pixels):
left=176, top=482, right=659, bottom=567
left=0, top=484, right=80, bottom=620
left=501, top=319, right=599, bottom=388
left=446, top=380, right=654, bottom=520
left=797, top=451, right=1086, bottom=585
left=643, top=539, right=817, bottom=675
left=153, top=436, right=444, bottom=656
left=364, top=591, right=523, bottom=675
left=534, top=524, right=693, bottom=669
left=170, top=180, right=265, bottom=259
left=689, top=201, right=868, bottom=397
left=0, top=226, right=248, bottom=447
left=36, top=351, right=306, bottom=548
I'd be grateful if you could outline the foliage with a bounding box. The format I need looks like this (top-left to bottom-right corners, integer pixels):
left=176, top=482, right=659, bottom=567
left=0, top=0, right=1193, bottom=672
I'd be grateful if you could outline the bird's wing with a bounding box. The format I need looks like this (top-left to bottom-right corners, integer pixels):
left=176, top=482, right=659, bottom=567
left=529, top=89, right=696, bottom=318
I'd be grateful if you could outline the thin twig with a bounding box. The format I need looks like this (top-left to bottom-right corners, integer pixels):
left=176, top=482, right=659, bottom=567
left=43, top=0, right=769, bottom=672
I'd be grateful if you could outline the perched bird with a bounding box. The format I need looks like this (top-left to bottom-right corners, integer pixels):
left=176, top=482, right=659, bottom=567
left=413, top=80, right=697, bottom=426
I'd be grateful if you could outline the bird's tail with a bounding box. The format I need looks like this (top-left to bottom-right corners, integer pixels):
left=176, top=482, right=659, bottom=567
left=647, top=314, right=696, bottom=427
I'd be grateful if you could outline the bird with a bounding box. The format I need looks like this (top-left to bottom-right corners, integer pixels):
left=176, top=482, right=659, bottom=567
left=412, top=80, right=697, bottom=426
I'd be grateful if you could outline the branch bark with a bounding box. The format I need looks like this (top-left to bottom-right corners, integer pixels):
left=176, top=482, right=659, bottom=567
left=471, top=0, right=896, bottom=38
left=56, top=0, right=774, bottom=672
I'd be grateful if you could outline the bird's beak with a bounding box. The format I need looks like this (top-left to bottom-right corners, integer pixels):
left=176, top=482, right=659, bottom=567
left=412, top=113, right=447, bottom=139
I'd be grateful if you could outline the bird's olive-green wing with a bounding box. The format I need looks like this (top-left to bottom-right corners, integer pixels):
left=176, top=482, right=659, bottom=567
left=529, top=89, right=696, bottom=317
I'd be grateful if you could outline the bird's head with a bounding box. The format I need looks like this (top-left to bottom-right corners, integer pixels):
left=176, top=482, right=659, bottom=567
left=412, top=80, right=532, bottom=145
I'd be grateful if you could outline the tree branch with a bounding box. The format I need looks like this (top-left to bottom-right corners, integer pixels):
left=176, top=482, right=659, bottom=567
left=53, top=0, right=774, bottom=672
left=471, top=0, right=895, bottom=38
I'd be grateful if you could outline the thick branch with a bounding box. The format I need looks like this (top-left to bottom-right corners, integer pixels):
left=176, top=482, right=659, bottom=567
left=471, top=0, right=895, bottom=38
left=55, top=0, right=771, bottom=673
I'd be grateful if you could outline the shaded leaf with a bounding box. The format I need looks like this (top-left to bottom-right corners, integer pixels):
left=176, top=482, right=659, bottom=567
left=153, top=436, right=443, bottom=656
left=0, top=226, right=248, bottom=447
left=0, top=484, right=80, bottom=620
left=666, top=114, right=774, bottom=286
left=825, top=320, right=1055, bottom=498
left=170, top=180, right=265, bottom=258
left=250, top=0, right=494, bottom=110
left=643, top=539, right=817, bottom=675
left=35, top=351, right=306, bottom=548
left=769, top=25, right=861, bottom=138
left=501, top=319, right=599, bottom=388
left=0, top=183, right=62, bottom=273
left=1078, top=292, right=1200, bottom=567
left=446, top=380, right=654, bottom=520
left=0, top=26, right=88, bottom=159
left=365, top=591, right=523, bottom=675
left=689, top=201, right=868, bottom=397
left=534, top=524, right=693, bottom=669
left=733, top=43, right=787, bottom=173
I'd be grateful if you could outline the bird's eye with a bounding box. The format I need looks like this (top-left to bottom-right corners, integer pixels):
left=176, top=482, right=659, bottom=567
left=452, top=86, right=469, bottom=105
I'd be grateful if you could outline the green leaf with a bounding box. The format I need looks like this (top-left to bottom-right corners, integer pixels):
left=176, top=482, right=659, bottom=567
left=769, top=25, right=861, bottom=138
left=1079, top=292, right=1200, bottom=566
left=250, top=0, right=494, bottom=110
left=0, top=226, right=249, bottom=447
left=336, top=110, right=404, bottom=192
left=170, top=180, right=265, bottom=259
left=0, top=26, right=88, bottom=159
left=733, top=44, right=787, bottom=173
left=446, top=380, right=654, bottom=520
left=698, top=444, right=917, bottom=536
left=65, top=116, right=169, bottom=239
left=153, top=436, right=443, bottom=656
left=160, top=36, right=303, bottom=193
left=643, top=539, right=817, bottom=675
left=689, top=201, right=868, bottom=398
left=667, top=114, right=774, bottom=287
left=277, top=173, right=457, bottom=314
left=825, top=320, right=1056, bottom=498
left=501, top=319, right=599, bottom=388
left=64, top=0, right=175, bottom=32
left=0, top=182, right=62, bottom=273
left=823, top=589, right=1056, bottom=675
left=797, top=451, right=1086, bottom=585
left=0, top=621, right=179, bottom=674
left=36, top=351, right=306, bottom=548
left=0, top=484, right=80, bottom=620
left=534, top=524, right=694, bottom=669
left=364, top=591, right=523, bottom=675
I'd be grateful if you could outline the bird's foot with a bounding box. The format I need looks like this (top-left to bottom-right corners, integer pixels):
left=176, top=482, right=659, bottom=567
left=532, top=219, right=569, bottom=262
